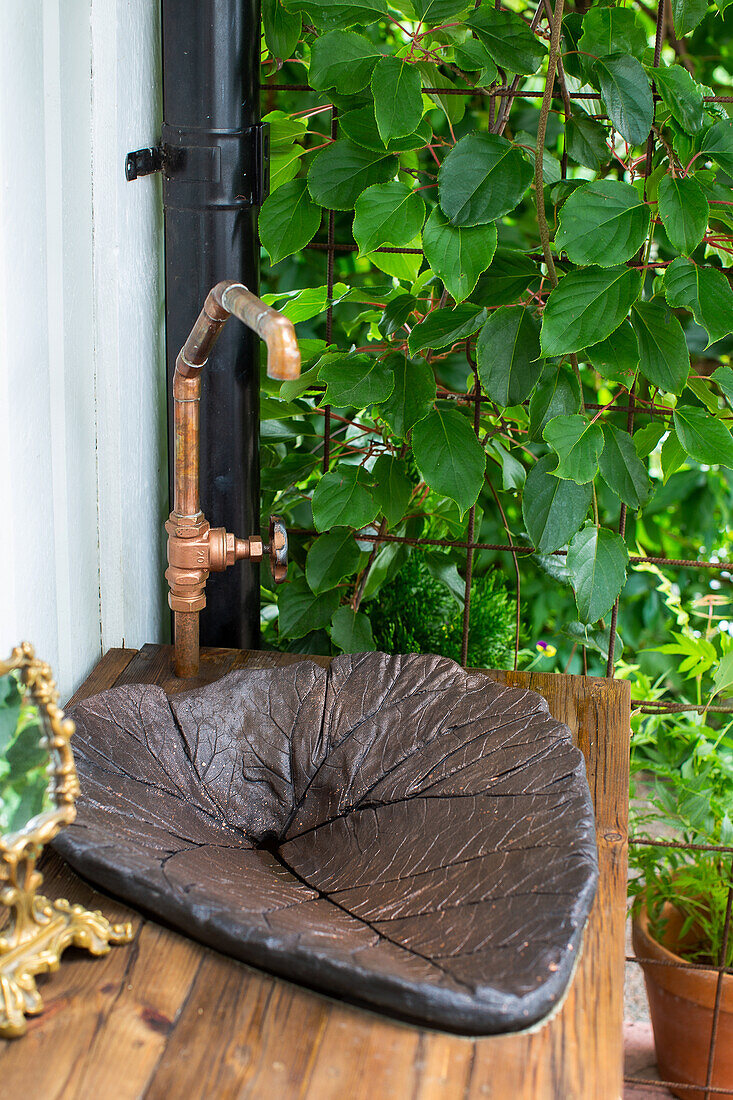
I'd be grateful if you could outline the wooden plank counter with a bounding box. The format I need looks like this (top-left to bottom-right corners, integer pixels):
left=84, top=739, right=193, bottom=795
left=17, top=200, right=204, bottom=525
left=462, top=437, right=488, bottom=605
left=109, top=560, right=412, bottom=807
left=0, top=645, right=630, bottom=1099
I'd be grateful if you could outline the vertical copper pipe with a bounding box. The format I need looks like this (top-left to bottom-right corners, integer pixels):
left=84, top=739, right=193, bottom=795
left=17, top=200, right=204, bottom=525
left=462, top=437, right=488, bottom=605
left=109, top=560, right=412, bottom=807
left=174, top=612, right=200, bottom=678
left=173, top=372, right=202, bottom=517
left=172, top=289, right=229, bottom=520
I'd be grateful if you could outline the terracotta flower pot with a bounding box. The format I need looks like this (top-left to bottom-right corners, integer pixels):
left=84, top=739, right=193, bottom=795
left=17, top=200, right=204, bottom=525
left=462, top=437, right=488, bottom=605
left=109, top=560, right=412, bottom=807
left=633, top=904, right=733, bottom=1100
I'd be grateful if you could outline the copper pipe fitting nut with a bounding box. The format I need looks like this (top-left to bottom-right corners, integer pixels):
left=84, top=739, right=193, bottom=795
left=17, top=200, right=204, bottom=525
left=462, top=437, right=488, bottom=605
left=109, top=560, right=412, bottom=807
left=248, top=536, right=264, bottom=562
left=208, top=529, right=262, bottom=571
left=165, top=566, right=207, bottom=614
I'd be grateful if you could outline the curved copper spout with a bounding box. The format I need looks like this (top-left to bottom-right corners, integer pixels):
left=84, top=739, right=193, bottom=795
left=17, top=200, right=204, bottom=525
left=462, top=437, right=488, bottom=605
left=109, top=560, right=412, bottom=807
left=166, top=280, right=300, bottom=678
left=174, top=279, right=300, bottom=383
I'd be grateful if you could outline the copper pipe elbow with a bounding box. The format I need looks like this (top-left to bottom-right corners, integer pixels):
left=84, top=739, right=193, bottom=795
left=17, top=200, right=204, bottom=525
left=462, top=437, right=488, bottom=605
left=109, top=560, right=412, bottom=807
left=217, top=281, right=300, bottom=380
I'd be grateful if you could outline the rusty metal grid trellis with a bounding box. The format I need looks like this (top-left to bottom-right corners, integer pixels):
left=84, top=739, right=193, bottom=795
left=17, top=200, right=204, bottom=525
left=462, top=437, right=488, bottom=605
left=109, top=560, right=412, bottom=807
left=264, top=2, right=733, bottom=1091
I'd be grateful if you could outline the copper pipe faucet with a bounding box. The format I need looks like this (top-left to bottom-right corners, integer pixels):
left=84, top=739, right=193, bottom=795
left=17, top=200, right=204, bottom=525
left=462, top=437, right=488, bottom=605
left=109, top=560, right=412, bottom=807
left=166, top=279, right=300, bottom=678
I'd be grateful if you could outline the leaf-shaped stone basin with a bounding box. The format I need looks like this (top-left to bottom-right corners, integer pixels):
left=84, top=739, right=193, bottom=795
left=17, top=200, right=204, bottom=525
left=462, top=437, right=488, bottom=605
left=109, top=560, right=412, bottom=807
left=55, top=653, right=598, bottom=1034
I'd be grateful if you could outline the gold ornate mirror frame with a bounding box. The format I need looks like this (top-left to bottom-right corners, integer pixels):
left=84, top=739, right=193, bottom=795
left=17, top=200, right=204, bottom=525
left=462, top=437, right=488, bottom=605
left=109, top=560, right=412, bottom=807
left=0, top=643, right=132, bottom=1038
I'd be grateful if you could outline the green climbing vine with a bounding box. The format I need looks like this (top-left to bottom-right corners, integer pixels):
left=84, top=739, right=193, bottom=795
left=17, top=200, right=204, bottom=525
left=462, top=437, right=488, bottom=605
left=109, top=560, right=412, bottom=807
left=257, top=0, right=733, bottom=665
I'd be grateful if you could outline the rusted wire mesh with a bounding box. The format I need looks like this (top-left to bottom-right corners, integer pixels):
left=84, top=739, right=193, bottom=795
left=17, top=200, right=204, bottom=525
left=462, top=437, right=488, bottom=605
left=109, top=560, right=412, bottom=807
left=265, top=5, right=733, bottom=1089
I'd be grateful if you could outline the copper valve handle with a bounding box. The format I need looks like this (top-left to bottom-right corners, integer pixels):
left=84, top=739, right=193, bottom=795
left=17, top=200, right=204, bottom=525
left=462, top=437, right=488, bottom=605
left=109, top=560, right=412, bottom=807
left=265, top=516, right=288, bottom=584
left=167, top=281, right=300, bottom=678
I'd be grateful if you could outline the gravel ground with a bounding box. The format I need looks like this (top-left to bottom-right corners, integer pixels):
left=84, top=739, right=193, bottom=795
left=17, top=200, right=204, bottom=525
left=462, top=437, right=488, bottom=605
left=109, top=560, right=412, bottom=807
left=625, top=916, right=650, bottom=1023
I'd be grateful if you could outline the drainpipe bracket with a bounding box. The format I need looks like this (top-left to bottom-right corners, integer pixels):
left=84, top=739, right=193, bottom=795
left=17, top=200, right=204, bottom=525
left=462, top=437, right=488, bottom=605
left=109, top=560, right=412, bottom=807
left=125, top=124, right=270, bottom=207
left=125, top=145, right=164, bottom=182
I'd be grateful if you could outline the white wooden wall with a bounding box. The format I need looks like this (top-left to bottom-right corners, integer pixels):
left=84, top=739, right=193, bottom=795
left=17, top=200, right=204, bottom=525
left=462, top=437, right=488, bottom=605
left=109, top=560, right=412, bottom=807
left=0, top=1, right=166, bottom=700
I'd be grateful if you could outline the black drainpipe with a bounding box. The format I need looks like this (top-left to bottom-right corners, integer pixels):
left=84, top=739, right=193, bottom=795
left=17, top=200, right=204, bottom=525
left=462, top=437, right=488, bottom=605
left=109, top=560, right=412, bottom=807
left=160, top=0, right=266, bottom=650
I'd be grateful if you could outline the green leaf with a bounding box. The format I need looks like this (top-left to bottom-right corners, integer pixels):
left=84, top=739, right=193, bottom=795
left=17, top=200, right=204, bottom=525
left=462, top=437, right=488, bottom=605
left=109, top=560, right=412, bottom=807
left=359, top=542, right=406, bottom=603
left=278, top=576, right=341, bottom=639
left=366, top=236, right=422, bottom=281
left=560, top=12, right=585, bottom=81
left=271, top=285, right=328, bottom=323
left=560, top=621, right=624, bottom=664
left=407, top=304, right=486, bottom=356
left=540, top=266, right=642, bottom=356
left=7, top=775, right=50, bottom=832
left=687, top=375, right=720, bottom=414
left=594, top=55, right=653, bottom=146
left=701, top=119, right=733, bottom=176
left=353, top=182, right=425, bottom=255
left=567, top=525, right=629, bottom=624
left=261, top=452, right=320, bottom=492
left=657, top=175, right=709, bottom=255
left=371, top=455, right=413, bottom=528
left=269, top=147, right=304, bottom=192
left=312, top=465, right=379, bottom=530
left=261, top=417, right=318, bottom=443
left=340, top=107, right=431, bottom=153
left=279, top=363, right=322, bottom=402
left=412, top=0, right=468, bottom=22
left=378, top=295, right=416, bottom=338
left=259, top=179, right=321, bottom=264
left=473, top=249, right=540, bottom=307
left=712, top=649, right=733, bottom=699
left=661, top=429, right=686, bottom=482
left=309, top=30, right=382, bottom=92
left=308, top=140, right=397, bottom=210
left=330, top=606, right=376, bottom=652
left=543, top=414, right=604, bottom=484
left=528, top=365, right=581, bottom=442
left=515, top=130, right=562, bottom=186
left=522, top=454, right=591, bottom=553
left=306, top=528, right=362, bottom=594
left=556, top=180, right=650, bottom=267
left=586, top=318, right=640, bottom=383
left=673, top=405, right=733, bottom=468
left=493, top=441, right=525, bottom=492
left=422, top=550, right=465, bottom=605
left=579, top=7, right=647, bottom=61
left=664, top=257, right=733, bottom=347
left=438, top=134, right=533, bottom=227
left=670, top=0, right=708, bottom=37
left=284, top=0, right=388, bottom=30
left=319, top=352, right=394, bottom=407
left=378, top=355, right=436, bottom=437
left=452, top=39, right=498, bottom=85
left=263, top=0, right=302, bottom=58
left=652, top=64, right=705, bottom=133
left=266, top=110, right=309, bottom=148
left=599, top=423, right=653, bottom=509
left=467, top=8, right=547, bottom=75
left=415, top=61, right=466, bottom=125
left=476, top=305, right=542, bottom=406
left=713, top=365, right=733, bottom=406
left=412, top=407, right=486, bottom=513
left=634, top=422, right=666, bottom=458
left=371, top=56, right=423, bottom=144
left=565, top=116, right=610, bottom=173
left=423, top=207, right=497, bottom=303
left=631, top=299, right=690, bottom=394
left=0, top=680, right=22, bottom=762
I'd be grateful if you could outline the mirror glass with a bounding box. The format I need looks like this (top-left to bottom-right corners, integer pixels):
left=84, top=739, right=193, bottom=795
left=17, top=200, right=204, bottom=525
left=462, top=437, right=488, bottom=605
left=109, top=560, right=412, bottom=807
left=0, top=673, right=52, bottom=836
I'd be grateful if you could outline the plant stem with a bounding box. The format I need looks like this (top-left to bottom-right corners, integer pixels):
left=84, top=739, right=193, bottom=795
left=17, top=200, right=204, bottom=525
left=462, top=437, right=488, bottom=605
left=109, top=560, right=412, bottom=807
left=352, top=518, right=387, bottom=612
left=534, top=0, right=564, bottom=290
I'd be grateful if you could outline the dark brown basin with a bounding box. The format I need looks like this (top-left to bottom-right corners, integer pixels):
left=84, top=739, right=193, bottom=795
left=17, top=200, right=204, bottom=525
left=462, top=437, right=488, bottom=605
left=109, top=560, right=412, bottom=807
left=54, top=652, right=597, bottom=1034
